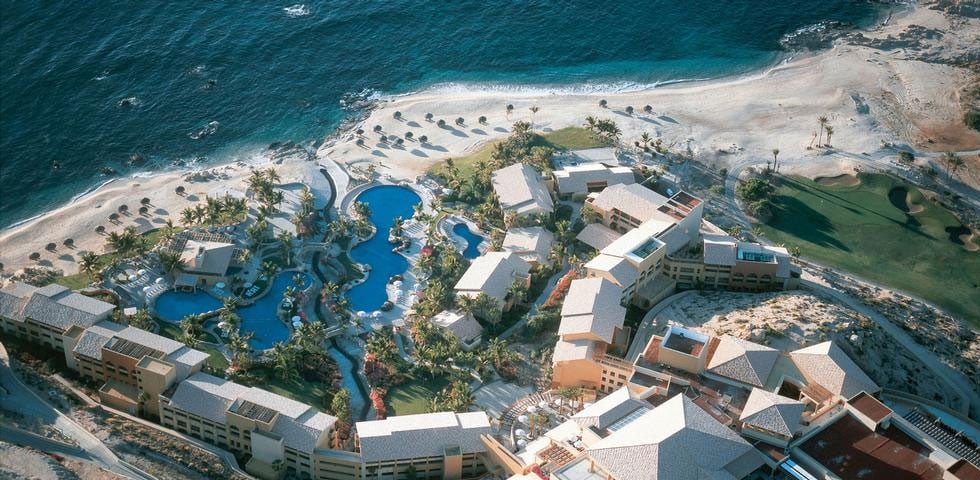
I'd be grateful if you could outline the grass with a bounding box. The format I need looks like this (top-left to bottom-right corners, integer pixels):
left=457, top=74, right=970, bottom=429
left=153, top=318, right=227, bottom=371
left=253, top=367, right=331, bottom=410
left=56, top=228, right=176, bottom=290
left=756, top=173, right=980, bottom=324
left=427, top=126, right=607, bottom=179
left=385, top=372, right=449, bottom=416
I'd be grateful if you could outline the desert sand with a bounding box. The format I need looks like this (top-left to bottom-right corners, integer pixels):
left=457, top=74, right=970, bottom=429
left=2, top=2, right=977, bottom=278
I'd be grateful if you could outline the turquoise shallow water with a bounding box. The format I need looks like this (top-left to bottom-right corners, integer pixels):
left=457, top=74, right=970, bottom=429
left=0, top=1, right=887, bottom=226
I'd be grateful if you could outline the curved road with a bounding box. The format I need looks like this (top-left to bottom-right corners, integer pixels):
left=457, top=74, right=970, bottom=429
left=0, top=342, right=154, bottom=479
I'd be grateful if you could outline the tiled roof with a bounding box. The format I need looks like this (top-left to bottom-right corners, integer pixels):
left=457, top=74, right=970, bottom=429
left=72, top=322, right=126, bottom=360
left=271, top=408, right=336, bottom=453
left=739, top=388, right=803, bottom=437
left=585, top=254, right=638, bottom=288
left=703, top=234, right=737, bottom=266
left=552, top=339, right=595, bottom=363
left=501, top=227, right=554, bottom=265
left=491, top=164, right=554, bottom=216
left=356, top=411, right=491, bottom=463
left=790, top=341, right=879, bottom=399
left=588, top=184, right=671, bottom=224
left=571, top=387, right=650, bottom=431
left=10, top=283, right=114, bottom=331
left=576, top=223, right=622, bottom=251
left=454, top=252, right=530, bottom=305
left=431, top=310, right=483, bottom=343
left=168, top=372, right=249, bottom=423
left=706, top=336, right=779, bottom=388
left=586, top=394, right=761, bottom=480
left=558, top=278, right=625, bottom=344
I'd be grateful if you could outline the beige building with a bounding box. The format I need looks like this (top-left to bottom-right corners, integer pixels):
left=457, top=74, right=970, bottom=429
left=491, top=164, right=554, bottom=217
left=738, top=388, right=804, bottom=447
left=501, top=227, right=554, bottom=266
left=177, top=239, right=236, bottom=288
left=553, top=163, right=634, bottom=198
left=160, top=372, right=339, bottom=480
left=64, top=320, right=209, bottom=416
left=551, top=278, right=632, bottom=392
left=0, top=282, right=114, bottom=352
left=454, top=251, right=531, bottom=317
left=355, top=411, right=492, bottom=480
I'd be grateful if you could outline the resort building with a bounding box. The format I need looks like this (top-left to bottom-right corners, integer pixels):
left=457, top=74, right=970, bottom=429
left=704, top=335, right=780, bottom=389
left=430, top=310, right=483, bottom=351
left=491, top=164, right=554, bottom=217
left=454, top=251, right=531, bottom=316
left=501, top=227, right=554, bottom=266
left=355, top=411, right=492, bottom=480
left=788, top=340, right=880, bottom=401
left=507, top=388, right=765, bottom=480
left=553, top=163, right=634, bottom=198
left=738, top=388, right=804, bottom=447
left=556, top=147, right=619, bottom=167
left=63, top=320, right=209, bottom=416
left=583, top=184, right=700, bottom=234
left=551, top=278, right=632, bottom=392
left=159, top=372, right=340, bottom=480
left=0, top=282, right=114, bottom=352
left=177, top=238, right=237, bottom=288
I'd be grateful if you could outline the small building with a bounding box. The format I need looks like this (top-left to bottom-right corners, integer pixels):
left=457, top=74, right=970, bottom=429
left=0, top=282, right=114, bottom=352
left=430, top=310, right=483, bottom=351
left=491, top=164, right=554, bottom=217
left=704, top=335, right=779, bottom=389
left=553, top=163, right=634, bottom=198
left=453, top=252, right=531, bottom=317
left=575, top=223, right=622, bottom=251
left=739, top=388, right=804, bottom=447
left=790, top=341, right=880, bottom=401
left=501, top=227, right=554, bottom=266
left=178, top=239, right=236, bottom=288
left=355, top=411, right=492, bottom=480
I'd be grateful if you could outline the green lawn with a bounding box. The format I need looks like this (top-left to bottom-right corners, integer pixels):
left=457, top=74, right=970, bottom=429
left=253, top=367, right=331, bottom=410
left=428, top=126, right=606, bottom=179
left=385, top=372, right=449, bottom=416
left=56, top=228, right=177, bottom=290
left=757, top=174, right=980, bottom=324
left=153, top=319, right=227, bottom=371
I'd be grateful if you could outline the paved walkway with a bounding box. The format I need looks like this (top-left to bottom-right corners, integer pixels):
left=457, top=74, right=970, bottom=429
left=0, top=342, right=154, bottom=479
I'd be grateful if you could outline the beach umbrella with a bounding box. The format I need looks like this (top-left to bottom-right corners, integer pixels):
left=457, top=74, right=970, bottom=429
left=244, top=282, right=253, bottom=288
left=142, top=286, right=151, bottom=292
left=516, top=439, right=527, bottom=448
left=292, top=316, right=301, bottom=323
left=357, top=311, right=368, bottom=318
left=526, top=406, right=537, bottom=414
left=137, top=269, right=147, bottom=276
left=573, top=440, right=584, bottom=449
left=514, top=429, right=526, bottom=437
left=128, top=274, right=137, bottom=282
left=216, top=282, right=226, bottom=289
left=393, top=280, right=403, bottom=287
left=371, top=311, right=382, bottom=318
left=517, top=415, right=529, bottom=424
left=155, top=277, right=165, bottom=284
left=292, top=320, right=302, bottom=328
left=538, top=400, right=549, bottom=409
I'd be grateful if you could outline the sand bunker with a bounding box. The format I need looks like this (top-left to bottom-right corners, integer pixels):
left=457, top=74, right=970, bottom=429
left=961, top=233, right=979, bottom=252
left=815, top=174, right=861, bottom=187
left=888, top=186, right=924, bottom=214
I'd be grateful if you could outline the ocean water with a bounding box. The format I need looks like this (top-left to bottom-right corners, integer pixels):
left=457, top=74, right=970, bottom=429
left=0, top=1, right=888, bottom=227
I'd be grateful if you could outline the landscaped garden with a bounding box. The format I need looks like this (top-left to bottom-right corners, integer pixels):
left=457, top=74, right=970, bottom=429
left=756, top=173, right=980, bottom=323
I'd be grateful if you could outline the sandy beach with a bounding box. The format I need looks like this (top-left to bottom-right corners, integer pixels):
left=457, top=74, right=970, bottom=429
left=2, top=2, right=978, bottom=278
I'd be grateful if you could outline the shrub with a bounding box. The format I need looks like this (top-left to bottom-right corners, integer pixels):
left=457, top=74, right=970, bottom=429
left=898, top=151, right=915, bottom=164
left=736, top=178, right=774, bottom=203
left=710, top=185, right=725, bottom=195
left=965, top=109, right=980, bottom=131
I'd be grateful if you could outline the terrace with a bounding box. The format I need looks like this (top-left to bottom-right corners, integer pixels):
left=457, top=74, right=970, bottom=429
left=662, top=328, right=707, bottom=356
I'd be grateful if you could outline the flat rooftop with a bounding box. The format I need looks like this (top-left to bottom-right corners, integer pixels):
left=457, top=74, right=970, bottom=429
left=800, top=414, right=944, bottom=480
left=849, top=391, right=892, bottom=423
left=663, top=332, right=706, bottom=356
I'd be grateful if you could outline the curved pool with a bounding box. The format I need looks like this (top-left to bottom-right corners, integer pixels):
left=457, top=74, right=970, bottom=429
left=452, top=222, right=483, bottom=259
left=347, top=185, right=421, bottom=312
left=154, top=271, right=311, bottom=350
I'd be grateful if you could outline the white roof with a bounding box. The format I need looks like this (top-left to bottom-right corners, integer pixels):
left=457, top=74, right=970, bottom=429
left=586, top=395, right=760, bottom=480
left=566, top=147, right=618, bottom=164
left=588, top=184, right=672, bottom=224
left=552, top=339, right=595, bottom=363
left=501, top=227, right=554, bottom=265
left=703, top=234, right=738, bottom=266
left=558, top=278, right=625, bottom=344
left=576, top=223, right=622, bottom=251
left=571, top=387, right=649, bottom=431
left=168, top=372, right=249, bottom=423
left=790, top=341, right=879, bottom=399
left=356, top=411, right=491, bottom=463
left=601, top=219, right=674, bottom=259
left=585, top=254, right=638, bottom=288
left=454, top=252, right=530, bottom=305
left=72, top=321, right=126, bottom=360
left=739, top=388, right=804, bottom=437
left=491, top=164, right=554, bottom=216
left=554, top=163, right=634, bottom=195
left=706, top=335, right=779, bottom=388
left=431, top=310, right=483, bottom=343
left=180, top=240, right=235, bottom=275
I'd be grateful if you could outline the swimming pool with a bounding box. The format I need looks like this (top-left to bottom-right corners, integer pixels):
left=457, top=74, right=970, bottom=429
left=347, top=185, right=421, bottom=312
left=452, top=222, right=483, bottom=259
left=154, top=271, right=311, bottom=350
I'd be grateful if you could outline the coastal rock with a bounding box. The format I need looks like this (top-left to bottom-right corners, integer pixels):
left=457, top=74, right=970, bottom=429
left=780, top=20, right=857, bottom=51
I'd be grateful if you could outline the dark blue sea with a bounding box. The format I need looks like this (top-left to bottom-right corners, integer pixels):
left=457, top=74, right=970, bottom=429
left=0, top=1, right=889, bottom=227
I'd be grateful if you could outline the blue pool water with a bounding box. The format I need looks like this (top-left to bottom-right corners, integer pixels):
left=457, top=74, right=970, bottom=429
left=154, top=271, right=311, bottom=350
left=347, top=186, right=421, bottom=312
left=452, top=222, right=484, bottom=259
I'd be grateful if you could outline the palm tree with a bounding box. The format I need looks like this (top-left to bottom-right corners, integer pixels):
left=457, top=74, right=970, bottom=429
left=817, top=116, right=829, bottom=146
left=639, top=132, right=652, bottom=151
left=158, top=251, right=184, bottom=278
left=507, top=279, right=526, bottom=305
left=506, top=104, right=514, bottom=119
left=181, top=207, right=196, bottom=226
left=269, top=342, right=298, bottom=382
left=528, top=106, right=539, bottom=129
left=260, top=260, right=278, bottom=278
left=79, top=252, right=99, bottom=275
left=277, top=231, right=294, bottom=265
left=129, top=309, right=154, bottom=330
left=771, top=148, right=780, bottom=173
left=940, top=151, right=964, bottom=182
left=824, top=125, right=834, bottom=147
left=265, top=167, right=281, bottom=184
